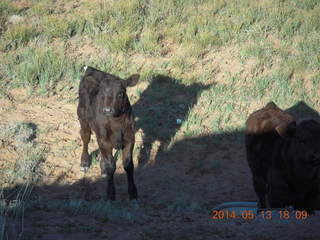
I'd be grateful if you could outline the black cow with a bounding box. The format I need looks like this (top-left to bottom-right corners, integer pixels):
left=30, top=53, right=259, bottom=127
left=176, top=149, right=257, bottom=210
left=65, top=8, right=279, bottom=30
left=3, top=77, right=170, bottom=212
left=245, top=102, right=320, bottom=212
left=77, top=66, right=139, bottom=200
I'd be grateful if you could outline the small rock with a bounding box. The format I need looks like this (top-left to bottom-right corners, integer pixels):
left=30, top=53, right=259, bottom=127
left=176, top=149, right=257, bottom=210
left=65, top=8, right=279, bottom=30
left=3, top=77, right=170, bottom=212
left=176, top=119, right=182, bottom=124
left=8, top=15, right=24, bottom=24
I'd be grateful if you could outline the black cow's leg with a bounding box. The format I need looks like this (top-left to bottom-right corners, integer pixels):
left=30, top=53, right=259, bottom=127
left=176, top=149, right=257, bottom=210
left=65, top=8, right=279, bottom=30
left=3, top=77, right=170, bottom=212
left=252, top=176, right=268, bottom=209
left=268, top=174, right=290, bottom=208
left=98, top=138, right=116, bottom=200
left=246, top=150, right=268, bottom=209
left=294, top=185, right=314, bottom=213
left=268, top=188, right=287, bottom=208
left=79, top=120, right=91, bottom=172
left=122, top=143, right=137, bottom=200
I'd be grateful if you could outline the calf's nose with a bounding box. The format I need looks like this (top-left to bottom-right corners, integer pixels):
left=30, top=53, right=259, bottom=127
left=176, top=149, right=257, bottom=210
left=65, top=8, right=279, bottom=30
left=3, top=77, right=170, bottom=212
left=103, top=107, right=113, bottom=114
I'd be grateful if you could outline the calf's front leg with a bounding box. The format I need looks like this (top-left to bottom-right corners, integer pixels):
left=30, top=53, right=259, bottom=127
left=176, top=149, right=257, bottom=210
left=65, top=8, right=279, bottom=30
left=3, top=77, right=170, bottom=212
left=98, top=138, right=116, bottom=200
left=79, top=120, right=91, bottom=173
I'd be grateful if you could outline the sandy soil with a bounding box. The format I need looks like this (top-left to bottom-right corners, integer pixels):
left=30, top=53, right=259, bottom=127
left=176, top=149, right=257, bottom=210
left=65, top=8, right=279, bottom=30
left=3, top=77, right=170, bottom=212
left=1, top=88, right=320, bottom=240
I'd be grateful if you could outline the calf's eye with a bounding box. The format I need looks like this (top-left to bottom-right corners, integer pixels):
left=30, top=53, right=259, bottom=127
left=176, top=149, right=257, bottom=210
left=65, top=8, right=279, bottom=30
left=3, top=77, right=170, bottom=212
left=117, top=92, right=124, bottom=98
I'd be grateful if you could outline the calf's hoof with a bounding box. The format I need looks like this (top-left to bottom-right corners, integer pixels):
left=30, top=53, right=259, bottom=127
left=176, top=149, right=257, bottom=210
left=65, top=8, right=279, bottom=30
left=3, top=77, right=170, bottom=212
left=129, top=186, right=138, bottom=200
left=80, top=155, right=90, bottom=172
left=129, top=193, right=138, bottom=200
left=106, top=193, right=116, bottom=201
left=80, top=166, right=89, bottom=173
left=107, top=196, right=116, bottom=201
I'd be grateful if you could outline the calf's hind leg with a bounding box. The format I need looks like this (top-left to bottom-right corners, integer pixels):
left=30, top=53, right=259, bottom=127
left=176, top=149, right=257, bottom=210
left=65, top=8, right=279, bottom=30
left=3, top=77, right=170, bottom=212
left=79, top=120, right=91, bottom=172
left=122, top=143, right=138, bottom=200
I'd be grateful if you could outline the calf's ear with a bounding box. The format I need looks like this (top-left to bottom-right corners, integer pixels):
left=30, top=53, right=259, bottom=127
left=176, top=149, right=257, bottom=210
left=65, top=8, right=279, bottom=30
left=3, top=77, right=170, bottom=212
left=275, top=121, right=296, bottom=138
left=83, top=76, right=99, bottom=97
left=266, top=101, right=277, bottom=109
left=123, top=74, right=140, bottom=88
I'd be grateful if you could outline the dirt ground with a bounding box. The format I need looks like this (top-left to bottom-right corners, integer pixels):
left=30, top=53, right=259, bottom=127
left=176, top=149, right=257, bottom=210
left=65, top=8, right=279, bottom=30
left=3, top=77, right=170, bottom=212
left=1, top=87, right=320, bottom=240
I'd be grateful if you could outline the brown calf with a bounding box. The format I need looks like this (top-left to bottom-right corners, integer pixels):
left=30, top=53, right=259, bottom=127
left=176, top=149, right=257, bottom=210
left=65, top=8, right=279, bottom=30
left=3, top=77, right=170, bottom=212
left=77, top=66, right=139, bottom=200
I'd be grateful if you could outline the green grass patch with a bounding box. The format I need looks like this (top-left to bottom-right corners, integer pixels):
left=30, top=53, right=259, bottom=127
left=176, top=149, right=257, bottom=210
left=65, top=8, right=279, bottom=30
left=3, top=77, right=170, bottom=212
left=239, top=38, right=278, bottom=68
left=2, top=24, right=38, bottom=50
left=0, top=121, right=45, bottom=240
left=30, top=0, right=55, bottom=16
left=296, top=33, right=320, bottom=70
left=0, top=1, right=18, bottom=29
left=96, top=27, right=136, bottom=53
left=3, top=47, right=66, bottom=93
left=0, top=1, right=17, bottom=16
left=42, top=16, right=77, bottom=40
left=0, top=122, right=44, bottom=184
left=292, top=0, right=318, bottom=10
left=134, top=27, right=163, bottom=56
left=0, top=122, right=36, bottom=148
left=5, top=143, right=45, bottom=184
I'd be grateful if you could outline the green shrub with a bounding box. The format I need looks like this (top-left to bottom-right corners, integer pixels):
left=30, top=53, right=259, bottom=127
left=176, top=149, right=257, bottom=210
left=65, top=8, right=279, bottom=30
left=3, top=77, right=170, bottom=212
left=3, top=24, right=38, bottom=48
left=42, top=16, right=69, bottom=39
left=293, top=0, right=318, bottom=10
left=42, top=16, right=82, bottom=39
left=0, top=1, right=18, bottom=21
left=134, top=27, right=163, bottom=56
left=31, top=0, right=54, bottom=15
left=3, top=47, right=66, bottom=92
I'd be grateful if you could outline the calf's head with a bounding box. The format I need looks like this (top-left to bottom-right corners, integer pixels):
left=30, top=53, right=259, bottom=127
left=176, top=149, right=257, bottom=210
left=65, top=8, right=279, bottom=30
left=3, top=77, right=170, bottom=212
left=85, top=74, right=140, bottom=117
left=276, top=119, right=320, bottom=167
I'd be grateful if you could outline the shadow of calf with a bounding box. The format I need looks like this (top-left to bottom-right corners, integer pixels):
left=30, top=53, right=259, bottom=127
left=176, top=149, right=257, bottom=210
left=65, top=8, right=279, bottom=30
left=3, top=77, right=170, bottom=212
left=133, top=74, right=213, bottom=167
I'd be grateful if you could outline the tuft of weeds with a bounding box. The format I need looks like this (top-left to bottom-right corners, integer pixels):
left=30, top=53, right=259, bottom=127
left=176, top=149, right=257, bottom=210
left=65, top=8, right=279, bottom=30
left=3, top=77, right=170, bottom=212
left=0, top=121, right=45, bottom=184
left=2, top=142, right=45, bottom=185
left=0, top=1, right=18, bottom=37
left=30, top=0, right=54, bottom=16
left=67, top=16, right=87, bottom=37
left=96, top=28, right=135, bottom=53
left=239, top=38, right=278, bottom=68
left=2, top=24, right=38, bottom=50
left=0, top=120, right=45, bottom=240
left=3, top=47, right=66, bottom=93
left=182, top=110, right=203, bottom=137
left=0, top=122, right=36, bottom=148
left=280, top=18, right=301, bottom=39
left=0, top=183, right=34, bottom=240
left=0, top=1, right=17, bottom=17
left=292, top=0, right=318, bottom=10
left=311, top=73, right=320, bottom=91
left=296, top=33, right=320, bottom=71
left=90, top=150, right=100, bottom=167
left=270, top=70, right=295, bottom=105
left=134, top=27, right=163, bottom=56
left=42, top=16, right=73, bottom=40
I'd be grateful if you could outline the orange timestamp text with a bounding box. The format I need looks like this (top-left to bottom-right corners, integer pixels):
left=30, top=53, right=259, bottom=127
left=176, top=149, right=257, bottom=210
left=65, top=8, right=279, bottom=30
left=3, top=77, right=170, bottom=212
left=210, top=209, right=309, bottom=220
